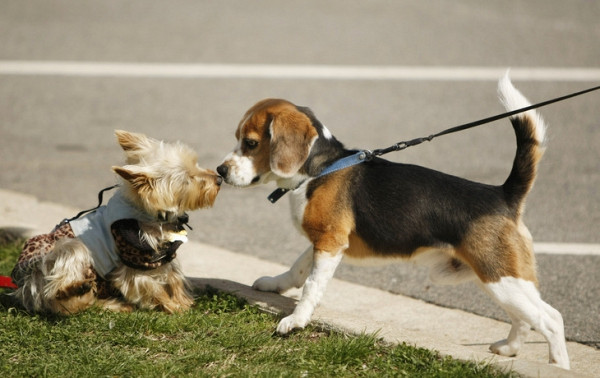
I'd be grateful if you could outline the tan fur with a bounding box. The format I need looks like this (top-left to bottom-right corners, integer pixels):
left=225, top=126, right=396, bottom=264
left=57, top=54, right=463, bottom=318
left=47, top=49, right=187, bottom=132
left=302, top=171, right=354, bottom=253
left=457, top=216, right=538, bottom=284
left=270, top=107, right=318, bottom=177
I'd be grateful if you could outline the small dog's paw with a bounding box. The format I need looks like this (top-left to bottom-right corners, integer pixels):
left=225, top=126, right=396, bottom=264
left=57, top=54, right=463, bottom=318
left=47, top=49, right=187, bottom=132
left=56, top=280, right=96, bottom=300
left=276, top=314, right=308, bottom=335
left=252, top=276, right=283, bottom=293
left=489, top=339, right=519, bottom=357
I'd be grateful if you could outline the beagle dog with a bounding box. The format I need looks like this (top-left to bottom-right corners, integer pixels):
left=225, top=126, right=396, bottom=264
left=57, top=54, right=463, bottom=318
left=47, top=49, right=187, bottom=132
left=217, top=75, right=569, bottom=369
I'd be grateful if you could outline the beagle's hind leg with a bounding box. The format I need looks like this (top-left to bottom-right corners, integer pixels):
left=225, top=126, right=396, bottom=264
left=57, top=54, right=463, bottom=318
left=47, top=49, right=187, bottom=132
left=479, top=277, right=569, bottom=369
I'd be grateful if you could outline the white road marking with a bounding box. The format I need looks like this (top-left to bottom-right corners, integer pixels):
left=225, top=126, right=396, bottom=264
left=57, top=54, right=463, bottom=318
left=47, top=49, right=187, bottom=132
left=534, top=242, right=600, bottom=256
left=1, top=61, right=598, bottom=254
left=1, top=61, right=600, bottom=81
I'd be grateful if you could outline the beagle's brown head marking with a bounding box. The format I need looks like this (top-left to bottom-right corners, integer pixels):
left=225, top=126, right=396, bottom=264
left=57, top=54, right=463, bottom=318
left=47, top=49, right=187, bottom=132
left=218, top=99, right=318, bottom=186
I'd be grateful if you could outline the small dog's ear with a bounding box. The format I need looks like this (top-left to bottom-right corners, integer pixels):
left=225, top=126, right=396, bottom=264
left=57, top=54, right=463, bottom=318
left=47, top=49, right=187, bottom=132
left=269, top=110, right=318, bottom=178
left=115, top=130, right=159, bottom=152
left=112, top=166, right=153, bottom=189
left=115, top=130, right=160, bottom=164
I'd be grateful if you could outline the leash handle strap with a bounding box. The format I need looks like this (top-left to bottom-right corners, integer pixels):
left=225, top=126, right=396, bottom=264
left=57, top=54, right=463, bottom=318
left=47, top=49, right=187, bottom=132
left=371, top=84, right=600, bottom=158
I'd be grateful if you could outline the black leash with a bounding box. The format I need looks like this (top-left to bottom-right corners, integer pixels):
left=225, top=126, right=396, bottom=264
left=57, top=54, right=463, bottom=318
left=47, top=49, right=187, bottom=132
left=268, top=83, right=600, bottom=203
left=60, top=184, right=119, bottom=225
left=367, top=83, right=600, bottom=159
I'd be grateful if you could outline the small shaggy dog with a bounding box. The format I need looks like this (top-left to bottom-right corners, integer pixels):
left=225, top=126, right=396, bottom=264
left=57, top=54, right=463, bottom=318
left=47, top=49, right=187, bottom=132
left=11, top=130, right=222, bottom=314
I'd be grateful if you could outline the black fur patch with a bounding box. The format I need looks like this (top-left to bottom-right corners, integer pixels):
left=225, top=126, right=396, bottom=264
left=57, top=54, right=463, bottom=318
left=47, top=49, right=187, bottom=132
left=348, top=158, right=511, bottom=256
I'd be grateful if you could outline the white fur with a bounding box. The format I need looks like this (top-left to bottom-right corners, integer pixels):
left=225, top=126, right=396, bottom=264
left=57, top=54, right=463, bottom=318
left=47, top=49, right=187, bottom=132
left=275, top=173, right=310, bottom=191
left=43, top=239, right=94, bottom=299
left=479, top=277, right=569, bottom=369
left=412, top=249, right=477, bottom=285
left=498, top=72, right=546, bottom=145
left=288, top=180, right=311, bottom=234
left=343, top=248, right=476, bottom=285
left=220, top=149, right=258, bottom=186
left=253, top=246, right=313, bottom=293
left=321, top=125, right=333, bottom=140
left=167, top=231, right=188, bottom=243
left=276, top=251, right=343, bottom=334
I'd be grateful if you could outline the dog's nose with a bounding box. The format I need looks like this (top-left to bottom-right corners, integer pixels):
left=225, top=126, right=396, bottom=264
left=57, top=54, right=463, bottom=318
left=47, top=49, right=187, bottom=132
left=216, top=165, right=228, bottom=178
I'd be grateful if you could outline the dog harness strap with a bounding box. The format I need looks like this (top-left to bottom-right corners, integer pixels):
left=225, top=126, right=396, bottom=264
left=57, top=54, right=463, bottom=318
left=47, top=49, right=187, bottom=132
left=268, top=151, right=370, bottom=203
left=315, top=151, right=370, bottom=178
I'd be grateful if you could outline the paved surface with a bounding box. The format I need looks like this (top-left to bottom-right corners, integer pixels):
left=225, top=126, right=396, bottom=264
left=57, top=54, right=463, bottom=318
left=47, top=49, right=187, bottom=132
left=1, top=188, right=598, bottom=377
left=0, top=0, right=598, bottom=360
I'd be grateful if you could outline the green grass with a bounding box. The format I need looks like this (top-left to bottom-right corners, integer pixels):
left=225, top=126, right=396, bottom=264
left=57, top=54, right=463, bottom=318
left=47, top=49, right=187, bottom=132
left=0, top=237, right=516, bottom=377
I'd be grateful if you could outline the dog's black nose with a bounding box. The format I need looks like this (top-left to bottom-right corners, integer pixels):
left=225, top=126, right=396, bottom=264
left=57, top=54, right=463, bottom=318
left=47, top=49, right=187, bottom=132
left=216, top=165, right=228, bottom=178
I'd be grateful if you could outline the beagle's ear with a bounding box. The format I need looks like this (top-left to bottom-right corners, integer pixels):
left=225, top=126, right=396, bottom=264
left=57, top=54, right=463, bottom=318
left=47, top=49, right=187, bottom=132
left=269, top=109, right=318, bottom=178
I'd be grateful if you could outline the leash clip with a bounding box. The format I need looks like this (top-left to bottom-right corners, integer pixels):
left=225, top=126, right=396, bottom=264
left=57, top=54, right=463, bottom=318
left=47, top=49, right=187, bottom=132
left=395, top=142, right=408, bottom=151
left=360, top=150, right=372, bottom=161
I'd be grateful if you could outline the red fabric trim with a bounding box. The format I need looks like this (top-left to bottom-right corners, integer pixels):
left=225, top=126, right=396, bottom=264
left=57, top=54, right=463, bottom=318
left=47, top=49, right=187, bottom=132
left=0, top=275, right=17, bottom=289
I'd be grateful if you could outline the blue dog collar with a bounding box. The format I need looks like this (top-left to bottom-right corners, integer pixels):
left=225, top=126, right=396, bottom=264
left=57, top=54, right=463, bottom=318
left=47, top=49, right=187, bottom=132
left=267, top=150, right=370, bottom=203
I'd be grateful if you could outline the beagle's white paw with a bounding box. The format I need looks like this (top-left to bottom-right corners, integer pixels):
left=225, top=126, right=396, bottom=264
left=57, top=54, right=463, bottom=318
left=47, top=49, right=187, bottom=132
left=252, top=276, right=284, bottom=293
left=276, top=314, right=308, bottom=335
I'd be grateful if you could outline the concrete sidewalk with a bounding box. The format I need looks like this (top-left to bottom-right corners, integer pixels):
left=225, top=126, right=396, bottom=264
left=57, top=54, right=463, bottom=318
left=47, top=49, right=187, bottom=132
left=0, top=188, right=597, bottom=377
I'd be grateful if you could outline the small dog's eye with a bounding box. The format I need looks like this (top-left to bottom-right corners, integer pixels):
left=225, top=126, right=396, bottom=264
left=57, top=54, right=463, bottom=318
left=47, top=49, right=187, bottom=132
left=244, top=139, right=258, bottom=150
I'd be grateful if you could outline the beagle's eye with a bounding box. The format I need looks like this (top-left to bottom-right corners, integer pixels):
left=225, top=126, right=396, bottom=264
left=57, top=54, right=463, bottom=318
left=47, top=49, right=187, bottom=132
left=244, top=139, right=259, bottom=150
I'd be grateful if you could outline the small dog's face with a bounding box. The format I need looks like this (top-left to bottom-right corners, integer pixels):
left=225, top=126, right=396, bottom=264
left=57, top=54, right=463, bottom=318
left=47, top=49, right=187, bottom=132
left=217, top=99, right=318, bottom=187
left=113, top=130, right=222, bottom=222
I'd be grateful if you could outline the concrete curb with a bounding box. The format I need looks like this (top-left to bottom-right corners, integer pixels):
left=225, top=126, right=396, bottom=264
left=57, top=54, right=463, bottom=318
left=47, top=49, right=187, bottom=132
left=0, top=189, right=597, bottom=377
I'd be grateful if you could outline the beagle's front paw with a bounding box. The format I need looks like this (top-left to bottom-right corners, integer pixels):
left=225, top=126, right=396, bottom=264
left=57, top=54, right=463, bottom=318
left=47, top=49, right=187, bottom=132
left=276, top=314, right=308, bottom=335
left=252, top=275, right=289, bottom=293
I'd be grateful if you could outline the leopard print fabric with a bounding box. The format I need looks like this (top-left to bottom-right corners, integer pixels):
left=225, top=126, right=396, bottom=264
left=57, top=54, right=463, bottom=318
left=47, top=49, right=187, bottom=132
left=11, top=222, right=77, bottom=287
left=10, top=222, right=117, bottom=298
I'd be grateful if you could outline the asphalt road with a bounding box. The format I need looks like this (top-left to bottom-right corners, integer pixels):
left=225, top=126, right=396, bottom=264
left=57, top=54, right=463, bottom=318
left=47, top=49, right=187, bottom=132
left=1, top=1, right=598, bottom=347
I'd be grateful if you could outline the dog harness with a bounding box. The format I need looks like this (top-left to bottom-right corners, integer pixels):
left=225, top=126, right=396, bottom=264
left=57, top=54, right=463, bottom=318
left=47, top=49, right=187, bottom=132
left=68, top=192, right=157, bottom=276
